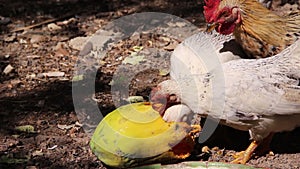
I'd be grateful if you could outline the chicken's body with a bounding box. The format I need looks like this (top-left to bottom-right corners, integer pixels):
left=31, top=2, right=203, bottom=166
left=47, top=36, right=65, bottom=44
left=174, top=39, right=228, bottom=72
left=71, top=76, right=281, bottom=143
left=151, top=32, right=300, bottom=164
left=204, top=0, right=300, bottom=58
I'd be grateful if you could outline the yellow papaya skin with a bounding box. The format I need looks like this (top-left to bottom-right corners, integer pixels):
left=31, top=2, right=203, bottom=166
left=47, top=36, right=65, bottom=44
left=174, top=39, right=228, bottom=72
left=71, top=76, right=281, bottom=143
left=90, top=102, right=194, bottom=168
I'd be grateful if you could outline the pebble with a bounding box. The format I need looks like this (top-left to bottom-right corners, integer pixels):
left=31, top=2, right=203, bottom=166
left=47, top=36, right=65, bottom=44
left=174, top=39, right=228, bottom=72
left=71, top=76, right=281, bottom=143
left=47, top=23, right=62, bottom=31
left=43, top=71, right=65, bottom=77
left=3, top=64, right=14, bottom=74
left=68, top=36, right=89, bottom=50
left=26, top=55, right=41, bottom=59
left=30, top=34, right=46, bottom=43
left=4, top=34, right=16, bottom=42
left=57, top=17, right=77, bottom=26
left=37, top=73, right=44, bottom=78
left=0, top=16, right=11, bottom=25
left=26, top=73, right=36, bottom=79
left=19, top=38, right=27, bottom=44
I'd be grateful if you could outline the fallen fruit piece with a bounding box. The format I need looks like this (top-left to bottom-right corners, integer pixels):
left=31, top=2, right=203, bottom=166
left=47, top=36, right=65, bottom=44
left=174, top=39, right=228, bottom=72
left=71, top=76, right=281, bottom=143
left=90, top=102, right=198, bottom=168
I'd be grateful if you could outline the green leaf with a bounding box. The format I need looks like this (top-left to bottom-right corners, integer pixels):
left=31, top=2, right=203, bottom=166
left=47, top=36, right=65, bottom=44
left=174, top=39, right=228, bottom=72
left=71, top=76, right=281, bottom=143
left=15, top=125, right=36, bottom=133
left=0, top=155, right=29, bottom=164
left=132, top=46, right=144, bottom=52
left=72, top=75, right=84, bottom=82
left=125, top=96, right=144, bottom=103
left=159, top=69, right=170, bottom=76
left=122, top=55, right=145, bottom=65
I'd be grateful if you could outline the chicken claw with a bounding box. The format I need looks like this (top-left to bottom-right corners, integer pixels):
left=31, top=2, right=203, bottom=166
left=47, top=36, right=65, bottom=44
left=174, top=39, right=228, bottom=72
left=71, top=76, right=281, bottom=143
left=230, top=141, right=258, bottom=164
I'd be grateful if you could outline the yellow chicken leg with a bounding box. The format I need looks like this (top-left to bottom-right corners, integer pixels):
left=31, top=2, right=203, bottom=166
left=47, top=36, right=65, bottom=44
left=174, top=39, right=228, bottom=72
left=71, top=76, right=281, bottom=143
left=231, top=141, right=258, bottom=164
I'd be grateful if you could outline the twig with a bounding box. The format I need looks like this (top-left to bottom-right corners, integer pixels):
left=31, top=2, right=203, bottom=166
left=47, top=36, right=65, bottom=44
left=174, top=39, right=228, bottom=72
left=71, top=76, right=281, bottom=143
left=10, top=13, right=74, bottom=33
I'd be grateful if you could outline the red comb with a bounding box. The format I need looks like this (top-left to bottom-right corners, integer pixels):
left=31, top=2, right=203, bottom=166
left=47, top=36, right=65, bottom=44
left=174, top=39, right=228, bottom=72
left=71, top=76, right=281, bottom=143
left=203, top=0, right=221, bottom=22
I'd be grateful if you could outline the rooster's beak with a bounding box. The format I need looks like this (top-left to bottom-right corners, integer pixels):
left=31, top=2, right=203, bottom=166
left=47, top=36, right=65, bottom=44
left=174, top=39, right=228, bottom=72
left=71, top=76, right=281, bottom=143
left=206, top=22, right=219, bottom=32
left=151, top=102, right=166, bottom=116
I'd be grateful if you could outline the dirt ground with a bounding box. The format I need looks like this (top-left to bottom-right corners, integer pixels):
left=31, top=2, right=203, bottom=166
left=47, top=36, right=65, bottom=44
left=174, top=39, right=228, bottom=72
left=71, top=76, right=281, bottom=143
left=1, top=0, right=300, bottom=168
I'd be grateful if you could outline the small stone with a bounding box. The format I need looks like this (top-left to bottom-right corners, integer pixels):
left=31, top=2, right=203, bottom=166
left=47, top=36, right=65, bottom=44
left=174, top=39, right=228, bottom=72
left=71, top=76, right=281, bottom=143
left=57, top=124, right=75, bottom=130
left=55, top=42, right=69, bottom=56
left=68, top=36, right=89, bottom=50
left=31, top=150, right=43, bottom=157
left=19, top=38, right=27, bottom=44
left=30, top=34, right=46, bottom=43
left=43, top=71, right=65, bottom=77
left=47, top=23, right=62, bottom=31
left=4, top=34, right=16, bottom=42
left=37, top=73, right=44, bottom=78
left=125, top=96, right=144, bottom=103
left=57, top=17, right=76, bottom=25
left=26, top=55, right=41, bottom=59
left=10, top=79, right=21, bottom=86
left=59, top=77, right=69, bottom=81
left=0, top=16, right=11, bottom=25
left=26, top=73, right=36, bottom=79
left=54, top=42, right=67, bottom=50
left=32, top=44, right=40, bottom=48
left=3, top=64, right=14, bottom=74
